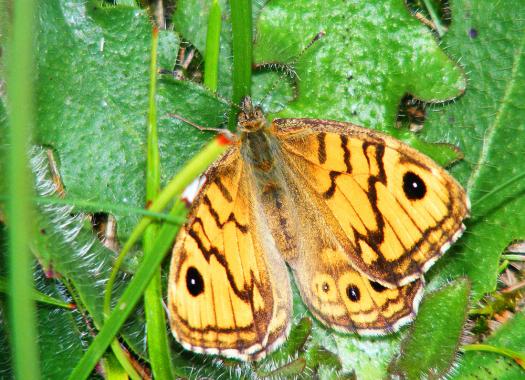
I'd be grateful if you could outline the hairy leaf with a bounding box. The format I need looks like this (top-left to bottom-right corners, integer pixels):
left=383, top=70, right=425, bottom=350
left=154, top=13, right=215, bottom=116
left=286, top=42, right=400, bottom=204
left=423, top=0, right=525, bottom=299
left=452, top=311, right=525, bottom=379
left=389, top=278, right=470, bottom=379
left=33, top=0, right=226, bottom=241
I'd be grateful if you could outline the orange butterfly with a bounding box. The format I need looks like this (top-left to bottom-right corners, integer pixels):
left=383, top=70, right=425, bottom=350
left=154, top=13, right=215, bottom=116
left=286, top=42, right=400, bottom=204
left=168, top=98, right=469, bottom=360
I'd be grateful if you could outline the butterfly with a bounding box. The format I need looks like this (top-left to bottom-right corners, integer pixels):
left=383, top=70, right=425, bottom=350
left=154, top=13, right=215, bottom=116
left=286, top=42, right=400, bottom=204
left=167, top=97, right=469, bottom=360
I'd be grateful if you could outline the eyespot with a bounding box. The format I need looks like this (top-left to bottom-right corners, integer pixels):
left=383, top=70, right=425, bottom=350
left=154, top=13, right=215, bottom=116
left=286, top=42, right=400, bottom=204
left=346, top=284, right=360, bottom=302
left=322, top=282, right=330, bottom=293
left=186, top=266, right=204, bottom=296
left=369, top=280, right=387, bottom=292
left=403, top=171, right=426, bottom=200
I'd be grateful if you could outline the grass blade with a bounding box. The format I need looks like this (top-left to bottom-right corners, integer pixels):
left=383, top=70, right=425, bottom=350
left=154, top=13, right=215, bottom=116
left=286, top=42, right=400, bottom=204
left=5, top=0, right=41, bottom=379
left=0, top=195, right=186, bottom=224
left=143, top=25, right=175, bottom=380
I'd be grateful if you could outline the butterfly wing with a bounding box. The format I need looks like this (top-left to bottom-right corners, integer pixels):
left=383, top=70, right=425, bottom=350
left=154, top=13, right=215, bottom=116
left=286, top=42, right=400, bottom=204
left=292, top=240, right=424, bottom=334
left=272, top=118, right=469, bottom=287
left=254, top=153, right=424, bottom=334
left=168, top=146, right=292, bottom=360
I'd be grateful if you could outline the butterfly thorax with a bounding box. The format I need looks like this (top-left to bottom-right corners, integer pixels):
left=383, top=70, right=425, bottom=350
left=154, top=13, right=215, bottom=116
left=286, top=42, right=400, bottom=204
left=241, top=128, right=275, bottom=174
left=238, top=97, right=277, bottom=174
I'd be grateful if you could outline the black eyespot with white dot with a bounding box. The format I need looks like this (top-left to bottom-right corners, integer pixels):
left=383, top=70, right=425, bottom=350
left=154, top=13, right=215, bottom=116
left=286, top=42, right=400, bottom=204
left=322, top=282, right=330, bottom=293
left=369, top=280, right=387, bottom=292
left=403, top=171, right=427, bottom=200
left=346, top=284, right=360, bottom=302
left=186, top=266, right=204, bottom=296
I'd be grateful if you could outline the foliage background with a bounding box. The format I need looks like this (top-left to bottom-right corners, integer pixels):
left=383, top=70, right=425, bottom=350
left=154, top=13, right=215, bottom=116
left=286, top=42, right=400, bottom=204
left=0, top=0, right=524, bottom=379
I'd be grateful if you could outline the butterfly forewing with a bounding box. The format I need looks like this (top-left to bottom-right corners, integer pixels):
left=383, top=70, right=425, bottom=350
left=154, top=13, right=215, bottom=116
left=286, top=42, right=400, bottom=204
left=272, top=118, right=469, bottom=287
left=168, top=146, right=292, bottom=360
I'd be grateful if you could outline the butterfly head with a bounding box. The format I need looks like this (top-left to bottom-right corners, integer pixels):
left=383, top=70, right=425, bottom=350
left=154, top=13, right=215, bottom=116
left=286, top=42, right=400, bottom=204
left=238, top=97, right=267, bottom=133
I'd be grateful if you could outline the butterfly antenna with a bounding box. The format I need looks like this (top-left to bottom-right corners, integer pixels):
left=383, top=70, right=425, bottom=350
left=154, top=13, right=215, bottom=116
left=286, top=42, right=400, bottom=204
left=258, top=31, right=326, bottom=107
left=167, top=112, right=236, bottom=140
left=213, top=92, right=243, bottom=112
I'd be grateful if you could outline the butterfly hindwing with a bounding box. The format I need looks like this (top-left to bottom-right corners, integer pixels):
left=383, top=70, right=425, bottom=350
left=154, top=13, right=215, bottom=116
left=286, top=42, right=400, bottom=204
left=272, top=118, right=469, bottom=287
left=168, top=146, right=292, bottom=360
left=292, top=243, right=424, bottom=334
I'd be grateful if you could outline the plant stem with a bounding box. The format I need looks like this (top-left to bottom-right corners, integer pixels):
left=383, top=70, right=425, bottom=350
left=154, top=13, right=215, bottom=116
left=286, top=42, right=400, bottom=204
left=5, top=0, right=41, bottom=378
left=204, top=0, right=222, bottom=92
left=501, top=254, right=525, bottom=261
left=229, top=0, right=253, bottom=128
left=108, top=341, right=141, bottom=380
left=498, top=259, right=509, bottom=273
left=463, top=344, right=525, bottom=370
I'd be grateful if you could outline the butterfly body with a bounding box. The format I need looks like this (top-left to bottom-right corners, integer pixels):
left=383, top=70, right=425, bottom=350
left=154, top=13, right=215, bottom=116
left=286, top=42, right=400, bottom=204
left=168, top=99, right=469, bottom=360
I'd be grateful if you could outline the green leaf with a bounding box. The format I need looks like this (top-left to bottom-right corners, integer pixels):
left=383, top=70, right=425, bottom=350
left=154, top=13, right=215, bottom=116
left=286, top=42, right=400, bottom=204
left=305, top=345, right=343, bottom=373
left=451, top=311, right=525, bottom=379
left=30, top=147, right=147, bottom=357
left=331, top=333, right=400, bottom=380
left=35, top=0, right=151, bottom=240
left=0, top=225, right=85, bottom=380
left=389, top=278, right=470, bottom=379
left=157, top=30, right=180, bottom=72
left=34, top=0, right=225, bottom=242
left=253, top=0, right=464, bottom=168
left=422, top=0, right=525, bottom=299
left=255, top=0, right=465, bottom=131
left=34, top=271, right=87, bottom=380
left=257, top=357, right=307, bottom=378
